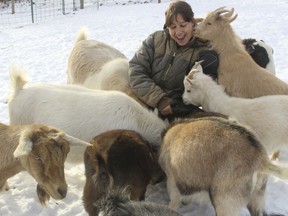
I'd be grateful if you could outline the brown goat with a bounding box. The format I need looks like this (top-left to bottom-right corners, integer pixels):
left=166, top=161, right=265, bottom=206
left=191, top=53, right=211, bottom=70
left=83, top=129, right=164, bottom=216
left=0, top=122, right=91, bottom=205
left=159, top=117, right=288, bottom=216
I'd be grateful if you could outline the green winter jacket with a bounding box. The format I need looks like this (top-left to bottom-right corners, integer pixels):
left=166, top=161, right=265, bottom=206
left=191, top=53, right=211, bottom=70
left=129, top=30, right=211, bottom=110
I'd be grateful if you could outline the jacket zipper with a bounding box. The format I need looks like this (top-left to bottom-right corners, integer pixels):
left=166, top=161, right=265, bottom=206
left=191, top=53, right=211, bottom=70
left=161, top=51, right=177, bottom=84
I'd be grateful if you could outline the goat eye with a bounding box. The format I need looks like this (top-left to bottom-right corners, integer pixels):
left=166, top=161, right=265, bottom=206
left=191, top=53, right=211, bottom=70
left=187, top=90, right=191, bottom=93
left=35, top=156, right=40, bottom=160
left=207, top=22, right=212, bottom=25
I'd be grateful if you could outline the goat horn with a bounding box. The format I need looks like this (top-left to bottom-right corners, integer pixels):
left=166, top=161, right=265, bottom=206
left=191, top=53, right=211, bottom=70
left=191, top=60, right=204, bottom=70
left=195, top=60, right=204, bottom=66
left=223, top=8, right=235, bottom=19
left=214, top=6, right=229, bottom=15
left=64, top=134, right=92, bottom=146
left=228, top=13, right=238, bottom=23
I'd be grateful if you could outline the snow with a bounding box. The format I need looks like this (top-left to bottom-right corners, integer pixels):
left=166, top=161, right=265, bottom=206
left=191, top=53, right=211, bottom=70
left=0, top=0, right=288, bottom=215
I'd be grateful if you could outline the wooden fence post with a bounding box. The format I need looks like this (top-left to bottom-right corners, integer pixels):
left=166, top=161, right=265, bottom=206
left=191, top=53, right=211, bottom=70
left=11, top=0, right=15, bottom=14
left=62, top=0, right=65, bottom=14
left=80, top=0, right=84, bottom=9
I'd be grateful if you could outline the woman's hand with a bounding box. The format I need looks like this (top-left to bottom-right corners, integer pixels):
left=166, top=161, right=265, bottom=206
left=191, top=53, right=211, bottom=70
left=160, top=105, right=173, bottom=116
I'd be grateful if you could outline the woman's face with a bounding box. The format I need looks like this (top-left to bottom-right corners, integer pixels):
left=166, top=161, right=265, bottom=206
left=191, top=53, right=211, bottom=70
left=168, top=14, right=194, bottom=46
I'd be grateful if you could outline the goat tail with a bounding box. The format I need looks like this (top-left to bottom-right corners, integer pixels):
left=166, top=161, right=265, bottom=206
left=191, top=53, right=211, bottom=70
left=9, top=65, right=29, bottom=93
left=95, top=153, right=113, bottom=192
left=74, top=26, right=89, bottom=45
left=262, top=159, right=288, bottom=180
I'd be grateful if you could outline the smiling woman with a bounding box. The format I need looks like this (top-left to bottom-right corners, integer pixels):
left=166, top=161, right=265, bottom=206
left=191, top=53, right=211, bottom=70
left=129, top=0, right=219, bottom=120
left=164, top=1, right=194, bottom=46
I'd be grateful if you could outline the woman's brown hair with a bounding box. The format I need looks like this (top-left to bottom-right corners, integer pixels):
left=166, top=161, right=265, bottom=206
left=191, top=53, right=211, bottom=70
left=165, top=1, right=194, bottom=27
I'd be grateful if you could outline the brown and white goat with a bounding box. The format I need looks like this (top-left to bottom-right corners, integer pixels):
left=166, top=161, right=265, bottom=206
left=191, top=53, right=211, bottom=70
left=83, top=129, right=164, bottom=216
left=194, top=7, right=288, bottom=98
left=159, top=117, right=288, bottom=216
left=0, top=122, right=91, bottom=205
left=66, top=27, right=148, bottom=108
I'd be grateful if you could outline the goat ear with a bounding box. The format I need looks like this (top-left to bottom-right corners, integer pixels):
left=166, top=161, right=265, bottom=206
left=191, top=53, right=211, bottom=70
left=14, top=131, right=33, bottom=157
left=194, top=17, right=204, bottom=24
left=49, top=131, right=62, bottom=141
left=64, top=134, right=92, bottom=147
left=185, top=76, right=194, bottom=86
left=195, top=60, right=204, bottom=73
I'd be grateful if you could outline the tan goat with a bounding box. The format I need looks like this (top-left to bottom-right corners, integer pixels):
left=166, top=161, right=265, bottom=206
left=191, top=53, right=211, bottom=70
left=83, top=129, right=164, bottom=216
left=159, top=117, right=288, bottom=216
left=194, top=7, right=288, bottom=98
left=0, top=122, right=91, bottom=205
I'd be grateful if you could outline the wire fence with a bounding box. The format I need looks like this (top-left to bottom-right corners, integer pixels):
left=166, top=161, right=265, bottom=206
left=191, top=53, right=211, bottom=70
left=0, top=0, right=157, bottom=27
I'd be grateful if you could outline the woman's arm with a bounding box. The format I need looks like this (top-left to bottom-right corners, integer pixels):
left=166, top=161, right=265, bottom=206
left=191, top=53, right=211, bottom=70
left=129, top=33, right=167, bottom=108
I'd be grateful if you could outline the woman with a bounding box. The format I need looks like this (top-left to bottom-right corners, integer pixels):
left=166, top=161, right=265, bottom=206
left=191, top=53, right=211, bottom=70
left=129, top=1, right=218, bottom=118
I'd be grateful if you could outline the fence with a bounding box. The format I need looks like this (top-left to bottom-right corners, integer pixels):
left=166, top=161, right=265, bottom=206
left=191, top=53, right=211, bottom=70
left=0, top=0, right=158, bottom=27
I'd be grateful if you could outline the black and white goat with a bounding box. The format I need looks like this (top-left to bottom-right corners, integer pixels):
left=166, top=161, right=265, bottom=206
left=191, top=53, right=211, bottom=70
left=243, top=38, right=275, bottom=74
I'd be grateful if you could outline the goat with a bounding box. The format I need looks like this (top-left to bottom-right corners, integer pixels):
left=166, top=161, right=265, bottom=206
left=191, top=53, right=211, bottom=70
left=182, top=61, right=288, bottom=154
left=242, top=38, right=276, bottom=74
left=159, top=116, right=288, bottom=216
left=8, top=66, right=168, bottom=163
left=83, top=129, right=164, bottom=216
left=93, top=188, right=181, bottom=216
left=0, top=122, right=91, bottom=205
left=193, top=7, right=288, bottom=98
left=196, top=17, right=276, bottom=75
left=66, top=27, right=148, bottom=108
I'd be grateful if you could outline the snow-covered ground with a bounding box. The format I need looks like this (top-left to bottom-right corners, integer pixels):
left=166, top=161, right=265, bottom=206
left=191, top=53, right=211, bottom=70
left=0, top=0, right=288, bottom=215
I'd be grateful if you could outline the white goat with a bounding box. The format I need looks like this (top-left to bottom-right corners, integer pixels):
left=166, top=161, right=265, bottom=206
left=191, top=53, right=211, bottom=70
left=66, top=27, right=147, bottom=107
left=67, top=27, right=127, bottom=85
left=182, top=61, right=288, bottom=154
left=8, top=67, right=168, bottom=164
left=0, top=122, right=90, bottom=205
left=159, top=116, right=288, bottom=216
left=194, top=7, right=288, bottom=98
